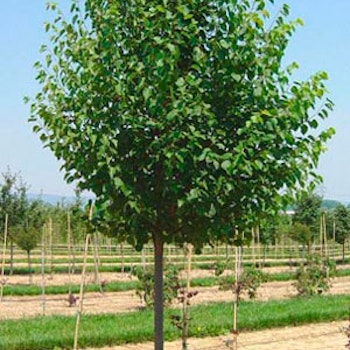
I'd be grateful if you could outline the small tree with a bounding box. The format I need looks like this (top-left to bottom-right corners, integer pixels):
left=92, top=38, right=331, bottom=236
left=290, top=222, right=314, bottom=255
left=29, top=1, right=334, bottom=348
left=0, top=169, right=30, bottom=274
left=332, top=204, right=350, bottom=262
left=294, top=253, right=335, bottom=296
left=13, top=225, right=39, bottom=283
left=291, top=192, right=323, bottom=253
left=293, top=192, right=322, bottom=228
left=13, top=199, right=46, bottom=283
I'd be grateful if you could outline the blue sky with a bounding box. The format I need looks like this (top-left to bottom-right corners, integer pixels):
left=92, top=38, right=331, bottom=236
left=0, top=1, right=349, bottom=200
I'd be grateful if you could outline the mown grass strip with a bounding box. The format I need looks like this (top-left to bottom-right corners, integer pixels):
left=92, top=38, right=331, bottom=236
left=2, top=280, right=139, bottom=296
left=3, top=268, right=350, bottom=296
left=0, top=294, right=349, bottom=350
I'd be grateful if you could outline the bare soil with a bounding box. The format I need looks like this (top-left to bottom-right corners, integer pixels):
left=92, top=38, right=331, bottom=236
left=1, top=276, right=350, bottom=320
left=85, top=321, right=348, bottom=350
left=2, top=264, right=350, bottom=349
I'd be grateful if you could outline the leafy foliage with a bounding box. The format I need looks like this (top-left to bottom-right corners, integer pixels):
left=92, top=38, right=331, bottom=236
left=28, top=1, right=335, bottom=347
left=0, top=169, right=28, bottom=236
left=132, top=265, right=180, bottom=308
left=289, top=222, right=313, bottom=250
left=218, top=265, right=269, bottom=301
left=294, top=254, right=335, bottom=296
left=213, top=259, right=229, bottom=277
left=290, top=192, right=323, bottom=249
left=259, top=213, right=291, bottom=246
left=13, top=199, right=46, bottom=254
left=293, top=192, right=323, bottom=229
left=29, top=0, right=334, bottom=248
left=332, top=205, right=350, bottom=245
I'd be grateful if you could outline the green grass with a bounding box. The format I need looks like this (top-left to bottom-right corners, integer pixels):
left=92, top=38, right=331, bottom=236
left=2, top=280, right=139, bottom=296
left=1, top=294, right=349, bottom=350
left=4, top=267, right=350, bottom=297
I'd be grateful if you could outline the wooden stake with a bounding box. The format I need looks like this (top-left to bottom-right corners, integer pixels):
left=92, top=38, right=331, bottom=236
left=141, top=247, right=146, bottom=271
left=67, top=212, right=73, bottom=295
left=121, top=242, right=125, bottom=274
left=92, top=232, right=102, bottom=292
left=0, top=214, right=8, bottom=302
left=73, top=234, right=90, bottom=350
left=41, top=225, right=46, bottom=316
left=320, top=215, right=324, bottom=257
left=274, top=237, right=278, bottom=260
left=48, top=218, right=53, bottom=279
left=251, top=227, right=255, bottom=265
left=333, top=220, right=336, bottom=259
left=323, top=213, right=328, bottom=258
left=256, top=225, right=261, bottom=268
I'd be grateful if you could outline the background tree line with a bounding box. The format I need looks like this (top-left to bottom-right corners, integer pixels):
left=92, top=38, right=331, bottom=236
left=0, top=169, right=88, bottom=275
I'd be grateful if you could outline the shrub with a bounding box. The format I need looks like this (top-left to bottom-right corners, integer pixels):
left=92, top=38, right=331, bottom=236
left=132, top=265, right=180, bottom=308
left=219, top=265, right=269, bottom=301
left=294, top=254, right=336, bottom=296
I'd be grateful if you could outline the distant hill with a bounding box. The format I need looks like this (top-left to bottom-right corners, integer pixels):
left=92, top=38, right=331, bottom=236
left=322, top=199, right=344, bottom=209
left=27, top=193, right=95, bottom=205
left=283, top=198, right=347, bottom=212
left=28, top=193, right=349, bottom=209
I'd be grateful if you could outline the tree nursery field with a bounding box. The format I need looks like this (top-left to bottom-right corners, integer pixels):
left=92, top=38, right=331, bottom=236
left=0, top=241, right=350, bottom=350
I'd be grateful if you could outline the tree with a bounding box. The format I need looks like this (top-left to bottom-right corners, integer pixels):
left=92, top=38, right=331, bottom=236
left=291, top=192, right=323, bottom=252
left=332, top=204, right=350, bottom=262
left=28, top=1, right=334, bottom=348
left=293, top=192, right=323, bottom=229
left=0, top=169, right=29, bottom=274
left=13, top=199, right=46, bottom=283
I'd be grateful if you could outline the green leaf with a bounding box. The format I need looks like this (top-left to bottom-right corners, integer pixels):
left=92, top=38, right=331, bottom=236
left=221, top=160, right=231, bottom=172
left=143, top=87, right=152, bottom=101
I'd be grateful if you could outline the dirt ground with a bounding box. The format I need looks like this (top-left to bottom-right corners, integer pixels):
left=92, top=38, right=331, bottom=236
left=85, top=321, right=349, bottom=350
left=2, top=269, right=350, bottom=349
left=6, top=263, right=350, bottom=286
left=1, top=275, right=350, bottom=320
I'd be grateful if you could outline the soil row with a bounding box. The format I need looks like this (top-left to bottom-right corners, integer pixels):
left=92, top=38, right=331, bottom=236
left=84, top=321, right=348, bottom=350
left=1, top=276, right=350, bottom=320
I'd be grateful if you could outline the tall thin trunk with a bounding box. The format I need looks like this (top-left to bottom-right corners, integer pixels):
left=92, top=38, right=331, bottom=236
left=333, top=220, right=336, bottom=259
left=0, top=214, right=8, bottom=302
left=27, top=251, right=32, bottom=284
left=120, top=242, right=124, bottom=273
left=67, top=212, right=73, bottom=295
left=256, top=225, right=261, bottom=268
left=10, top=240, right=14, bottom=275
left=48, top=218, right=53, bottom=279
left=142, top=247, right=146, bottom=271
left=251, top=227, right=255, bottom=266
left=74, top=234, right=90, bottom=350
left=182, top=243, right=193, bottom=350
left=232, top=245, right=242, bottom=350
left=41, top=226, right=46, bottom=315
left=153, top=231, right=164, bottom=350
left=323, top=214, right=328, bottom=258
left=320, top=214, right=324, bottom=257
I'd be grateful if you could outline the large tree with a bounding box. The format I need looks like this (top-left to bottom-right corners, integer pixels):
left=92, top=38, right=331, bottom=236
left=28, top=1, right=334, bottom=348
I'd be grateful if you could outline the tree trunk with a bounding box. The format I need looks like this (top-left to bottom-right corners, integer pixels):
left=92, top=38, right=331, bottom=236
left=120, top=242, right=124, bottom=273
left=27, top=251, right=32, bottom=284
left=182, top=243, right=193, bottom=350
left=342, top=241, right=345, bottom=263
left=153, top=231, right=164, bottom=350
left=10, top=240, right=14, bottom=275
